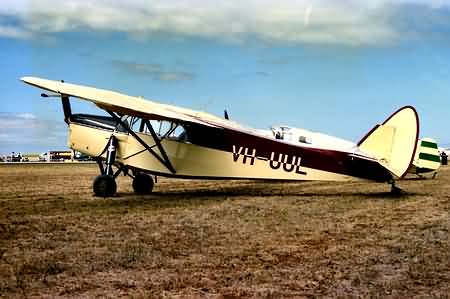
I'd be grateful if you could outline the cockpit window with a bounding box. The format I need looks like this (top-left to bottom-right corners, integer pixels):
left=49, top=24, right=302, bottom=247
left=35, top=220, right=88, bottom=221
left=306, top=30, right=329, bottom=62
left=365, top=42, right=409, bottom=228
left=120, top=115, right=138, bottom=132
left=299, top=136, right=312, bottom=144
left=168, top=125, right=187, bottom=141
left=157, top=120, right=174, bottom=137
left=126, top=118, right=189, bottom=142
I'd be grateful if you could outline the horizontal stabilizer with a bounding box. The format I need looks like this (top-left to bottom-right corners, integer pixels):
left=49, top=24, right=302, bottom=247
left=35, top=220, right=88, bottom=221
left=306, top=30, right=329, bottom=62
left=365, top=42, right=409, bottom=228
left=357, top=106, right=419, bottom=178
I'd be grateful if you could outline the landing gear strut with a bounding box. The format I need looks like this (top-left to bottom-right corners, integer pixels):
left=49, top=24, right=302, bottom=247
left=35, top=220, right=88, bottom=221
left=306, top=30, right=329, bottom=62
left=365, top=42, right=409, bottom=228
left=92, top=135, right=157, bottom=197
left=390, top=180, right=403, bottom=196
left=93, top=136, right=118, bottom=197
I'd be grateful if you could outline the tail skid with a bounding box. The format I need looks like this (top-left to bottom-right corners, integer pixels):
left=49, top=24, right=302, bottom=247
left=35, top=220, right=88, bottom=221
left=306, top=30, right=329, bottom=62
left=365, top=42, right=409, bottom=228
left=357, top=106, right=419, bottom=179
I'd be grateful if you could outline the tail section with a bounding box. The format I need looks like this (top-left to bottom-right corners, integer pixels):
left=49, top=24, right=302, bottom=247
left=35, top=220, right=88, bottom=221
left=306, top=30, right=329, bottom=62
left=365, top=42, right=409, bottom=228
left=410, top=138, right=441, bottom=174
left=357, top=106, right=419, bottom=178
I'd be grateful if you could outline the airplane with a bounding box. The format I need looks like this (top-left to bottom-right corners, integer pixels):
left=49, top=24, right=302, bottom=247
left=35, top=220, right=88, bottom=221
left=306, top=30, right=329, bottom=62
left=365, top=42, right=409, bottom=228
left=407, top=138, right=441, bottom=178
left=21, top=76, right=419, bottom=197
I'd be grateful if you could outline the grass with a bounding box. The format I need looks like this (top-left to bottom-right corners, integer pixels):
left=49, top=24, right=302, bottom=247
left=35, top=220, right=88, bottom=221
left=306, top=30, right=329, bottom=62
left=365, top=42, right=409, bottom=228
left=0, top=163, right=449, bottom=298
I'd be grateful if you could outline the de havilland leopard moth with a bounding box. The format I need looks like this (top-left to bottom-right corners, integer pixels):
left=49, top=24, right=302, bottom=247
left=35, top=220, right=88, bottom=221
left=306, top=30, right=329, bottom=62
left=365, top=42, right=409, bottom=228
left=22, top=77, right=420, bottom=197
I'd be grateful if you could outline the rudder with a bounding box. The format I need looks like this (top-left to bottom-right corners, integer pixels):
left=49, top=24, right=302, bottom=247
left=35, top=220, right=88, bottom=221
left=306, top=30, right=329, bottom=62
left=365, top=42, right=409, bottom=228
left=412, top=138, right=441, bottom=173
left=357, top=106, right=419, bottom=178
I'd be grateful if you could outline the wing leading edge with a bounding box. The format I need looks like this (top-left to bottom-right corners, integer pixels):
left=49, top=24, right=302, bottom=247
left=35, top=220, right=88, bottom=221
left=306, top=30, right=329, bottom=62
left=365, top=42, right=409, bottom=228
left=20, top=76, right=242, bottom=130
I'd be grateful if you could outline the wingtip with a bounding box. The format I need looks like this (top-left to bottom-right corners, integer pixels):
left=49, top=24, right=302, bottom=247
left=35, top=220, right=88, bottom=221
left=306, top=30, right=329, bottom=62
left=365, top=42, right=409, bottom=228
left=20, top=76, right=34, bottom=83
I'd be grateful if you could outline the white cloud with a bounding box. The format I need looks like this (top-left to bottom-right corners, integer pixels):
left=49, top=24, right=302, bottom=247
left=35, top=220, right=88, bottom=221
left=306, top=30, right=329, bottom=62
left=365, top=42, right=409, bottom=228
left=0, top=25, right=31, bottom=39
left=17, top=113, right=37, bottom=120
left=0, top=0, right=449, bottom=45
left=112, top=60, right=196, bottom=81
left=0, top=112, right=66, bottom=153
left=0, top=113, right=41, bottom=129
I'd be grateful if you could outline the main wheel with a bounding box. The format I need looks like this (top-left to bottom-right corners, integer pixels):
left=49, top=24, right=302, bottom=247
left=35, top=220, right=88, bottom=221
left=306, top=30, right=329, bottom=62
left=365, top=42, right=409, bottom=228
left=132, top=173, right=154, bottom=194
left=93, top=174, right=117, bottom=197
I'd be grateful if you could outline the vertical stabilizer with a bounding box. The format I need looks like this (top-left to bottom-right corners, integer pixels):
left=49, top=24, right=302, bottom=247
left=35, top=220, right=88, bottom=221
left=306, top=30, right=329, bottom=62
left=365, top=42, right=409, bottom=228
left=357, top=106, right=419, bottom=178
left=411, top=138, right=441, bottom=173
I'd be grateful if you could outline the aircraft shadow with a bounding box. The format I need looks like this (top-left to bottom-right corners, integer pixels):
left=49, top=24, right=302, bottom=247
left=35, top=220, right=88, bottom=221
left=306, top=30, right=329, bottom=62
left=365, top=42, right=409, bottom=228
left=70, top=183, right=420, bottom=212
left=53, top=188, right=419, bottom=215
left=113, top=188, right=417, bottom=201
left=403, top=176, right=433, bottom=181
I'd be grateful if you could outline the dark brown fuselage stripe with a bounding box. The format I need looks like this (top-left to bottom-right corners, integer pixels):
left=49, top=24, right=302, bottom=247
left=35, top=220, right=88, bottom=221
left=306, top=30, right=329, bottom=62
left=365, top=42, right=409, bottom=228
left=184, top=123, right=392, bottom=182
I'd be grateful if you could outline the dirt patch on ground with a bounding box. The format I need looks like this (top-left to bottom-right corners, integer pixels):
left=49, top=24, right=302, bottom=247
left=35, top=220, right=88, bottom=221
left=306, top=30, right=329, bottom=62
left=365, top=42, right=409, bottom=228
left=0, top=164, right=449, bottom=298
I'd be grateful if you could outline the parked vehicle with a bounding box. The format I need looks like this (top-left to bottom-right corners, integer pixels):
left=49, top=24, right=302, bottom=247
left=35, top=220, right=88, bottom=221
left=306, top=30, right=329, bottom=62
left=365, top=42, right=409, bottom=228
left=5, top=152, right=24, bottom=162
left=39, top=151, right=73, bottom=162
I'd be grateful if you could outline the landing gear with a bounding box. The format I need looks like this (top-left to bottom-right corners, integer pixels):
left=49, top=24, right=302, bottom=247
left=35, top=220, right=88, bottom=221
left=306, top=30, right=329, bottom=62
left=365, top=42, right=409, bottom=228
left=391, top=184, right=402, bottom=196
left=93, top=174, right=117, bottom=197
left=92, top=131, right=161, bottom=197
left=390, top=180, right=403, bottom=196
left=93, top=135, right=118, bottom=197
left=132, top=173, right=154, bottom=194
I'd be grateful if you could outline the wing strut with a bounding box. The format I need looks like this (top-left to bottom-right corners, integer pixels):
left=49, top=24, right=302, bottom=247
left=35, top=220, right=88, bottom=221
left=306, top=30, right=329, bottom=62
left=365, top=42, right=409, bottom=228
left=61, top=95, right=72, bottom=124
left=107, top=111, right=176, bottom=174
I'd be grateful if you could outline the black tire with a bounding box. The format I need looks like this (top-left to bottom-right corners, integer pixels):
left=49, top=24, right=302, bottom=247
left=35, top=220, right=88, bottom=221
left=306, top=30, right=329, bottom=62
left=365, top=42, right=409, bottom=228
left=93, top=174, right=117, bottom=197
left=132, top=173, right=154, bottom=194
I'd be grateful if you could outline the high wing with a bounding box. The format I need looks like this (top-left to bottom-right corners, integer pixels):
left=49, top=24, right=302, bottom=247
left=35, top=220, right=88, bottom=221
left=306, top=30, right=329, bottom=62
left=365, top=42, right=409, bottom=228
left=20, top=76, right=251, bottom=132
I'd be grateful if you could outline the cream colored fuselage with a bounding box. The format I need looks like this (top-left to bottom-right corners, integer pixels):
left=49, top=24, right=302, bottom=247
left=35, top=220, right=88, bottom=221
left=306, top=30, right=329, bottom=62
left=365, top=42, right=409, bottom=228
left=68, top=123, right=353, bottom=181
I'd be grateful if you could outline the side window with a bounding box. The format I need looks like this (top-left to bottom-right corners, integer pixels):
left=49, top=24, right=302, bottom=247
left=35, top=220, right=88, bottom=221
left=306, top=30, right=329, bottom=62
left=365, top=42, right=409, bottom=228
left=141, top=120, right=160, bottom=134
left=139, top=120, right=171, bottom=136
left=118, top=115, right=141, bottom=131
left=118, top=115, right=133, bottom=132
left=158, top=121, right=173, bottom=137
left=169, top=125, right=188, bottom=141
left=129, top=117, right=141, bottom=132
left=138, top=119, right=188, bottom=142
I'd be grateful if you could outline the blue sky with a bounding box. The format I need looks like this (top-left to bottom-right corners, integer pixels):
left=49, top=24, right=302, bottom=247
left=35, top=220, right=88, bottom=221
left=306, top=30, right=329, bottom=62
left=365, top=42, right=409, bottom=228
left=1, top=0, right=450, bottom=154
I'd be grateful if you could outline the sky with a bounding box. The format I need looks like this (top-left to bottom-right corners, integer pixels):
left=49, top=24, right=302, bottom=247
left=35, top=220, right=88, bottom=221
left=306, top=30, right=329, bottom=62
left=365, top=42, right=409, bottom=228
left=1, top=0, right=450, bottom=154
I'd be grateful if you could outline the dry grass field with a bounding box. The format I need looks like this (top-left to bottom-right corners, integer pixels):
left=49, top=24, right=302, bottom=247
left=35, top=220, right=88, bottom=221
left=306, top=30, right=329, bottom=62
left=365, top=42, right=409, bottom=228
left=0, top=163, right=449, bottom=298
